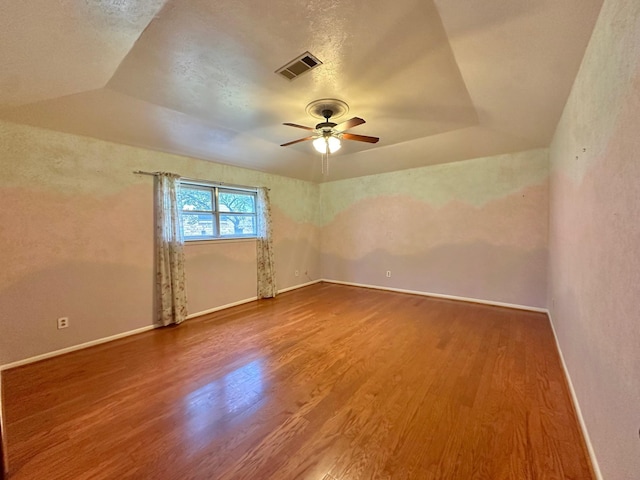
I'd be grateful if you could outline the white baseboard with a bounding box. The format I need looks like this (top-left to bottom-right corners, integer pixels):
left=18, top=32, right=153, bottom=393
left=0, top=325, right=156, bottom=371
left=185, top=279, right=322, bottom=319
left=321, top=278, right=547, bottom=313
left=185, top=296, right=258, bottom=319
left=1, top=280, right=323, bottom=371
left=0, top=279, right=543, bottom=370
left=277, top=279, right=322, bottom=294
left=546, top=310, right=602, bottom=479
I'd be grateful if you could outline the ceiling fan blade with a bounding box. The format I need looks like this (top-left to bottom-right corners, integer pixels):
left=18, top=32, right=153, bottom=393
left=335, top=117, right=365, bottom=131
left=342, top=132, right=380, bottom=144
left=283, top=122, right=315, bottom=131
left=280, top=136, right=315, bottom=147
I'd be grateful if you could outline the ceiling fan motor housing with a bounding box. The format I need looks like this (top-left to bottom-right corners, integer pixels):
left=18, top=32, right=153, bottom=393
left=316, top=121, right=337, bottom=130
left=315, top=109, right=337, bottom=130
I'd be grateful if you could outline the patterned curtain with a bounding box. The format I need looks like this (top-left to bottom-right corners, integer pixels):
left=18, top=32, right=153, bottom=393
left=256, top=187, right=277, bottom=298
left=155, top=173, right=188, bottom=326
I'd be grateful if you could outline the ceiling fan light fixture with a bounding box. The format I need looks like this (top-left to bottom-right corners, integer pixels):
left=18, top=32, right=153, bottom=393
left=313, top=135, right=341, bottom=154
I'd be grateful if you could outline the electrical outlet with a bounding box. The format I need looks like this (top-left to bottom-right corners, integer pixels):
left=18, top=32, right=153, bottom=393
left=295, top=270, right=299, bottom=277
left=57, top=317, right=69, bottom=329
left=386, top=270, right=391, bottom=278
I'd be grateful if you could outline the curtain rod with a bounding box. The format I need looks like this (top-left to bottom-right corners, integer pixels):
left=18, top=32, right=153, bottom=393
left=132, top=170, right=269, bottom=191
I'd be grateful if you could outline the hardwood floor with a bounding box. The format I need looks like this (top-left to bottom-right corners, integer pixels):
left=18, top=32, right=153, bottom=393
left=3, top=283, right=593, bottom=479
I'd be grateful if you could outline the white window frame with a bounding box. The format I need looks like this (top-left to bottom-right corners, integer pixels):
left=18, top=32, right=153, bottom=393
left=178, top=181, right=258, bottom=242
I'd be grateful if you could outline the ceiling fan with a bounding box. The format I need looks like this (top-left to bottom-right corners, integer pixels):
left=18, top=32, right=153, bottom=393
left=280, top=99, right=379, bottom=156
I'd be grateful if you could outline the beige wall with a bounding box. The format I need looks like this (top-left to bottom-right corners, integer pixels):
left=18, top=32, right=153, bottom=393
left=319, top=149, right=549, bottom=308
left=0, top=120, right=320, bottom=366
left=548, top=0, right=640, bottom=477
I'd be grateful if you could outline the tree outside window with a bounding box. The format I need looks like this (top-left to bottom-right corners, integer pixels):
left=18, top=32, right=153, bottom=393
left=177, top=184, right=257, bottom=240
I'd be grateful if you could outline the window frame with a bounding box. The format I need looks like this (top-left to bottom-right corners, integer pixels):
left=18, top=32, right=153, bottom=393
left=178, top=181, right=258, bottom=242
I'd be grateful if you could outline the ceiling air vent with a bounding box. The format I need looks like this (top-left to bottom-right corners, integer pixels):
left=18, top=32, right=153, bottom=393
left=276, top=52, right=322, bottom=80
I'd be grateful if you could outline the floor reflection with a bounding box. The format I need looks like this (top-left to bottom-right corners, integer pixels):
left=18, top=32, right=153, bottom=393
left=183, top=359, right=265, bottom=447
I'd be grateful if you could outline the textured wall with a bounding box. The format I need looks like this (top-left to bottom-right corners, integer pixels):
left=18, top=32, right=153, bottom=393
left=548, top=0, right=640, bottom=478
left=319, top=149, right=549, bottom=307
left=0, top=120, right=320, bottom=366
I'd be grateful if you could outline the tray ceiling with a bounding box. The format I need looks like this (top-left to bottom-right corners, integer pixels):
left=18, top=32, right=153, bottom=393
left=0, top=0, right=603, bottom=182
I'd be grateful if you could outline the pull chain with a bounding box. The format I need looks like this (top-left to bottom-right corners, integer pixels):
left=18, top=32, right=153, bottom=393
left=321, top=151, right=329, bottom=175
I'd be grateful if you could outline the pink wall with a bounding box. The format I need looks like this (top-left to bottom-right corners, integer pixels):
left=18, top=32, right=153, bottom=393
left=548, top=0, right=640, bottom=477
left=320, top=150, right=549, bottom=308
left=0, top=181, right=155, bottom=365
left=0, top=121, right=320, bottom=366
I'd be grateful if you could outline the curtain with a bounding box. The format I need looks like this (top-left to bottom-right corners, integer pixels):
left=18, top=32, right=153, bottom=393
left=155, top=173, right=188, bottom=326
left=256, top=187, right=277, bottom=298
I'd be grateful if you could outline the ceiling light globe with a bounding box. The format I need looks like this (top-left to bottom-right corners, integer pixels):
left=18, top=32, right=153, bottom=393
left=313, top=135, right=341, bottom=154
left=312, top=137, right=326, bottom=153
left=327, top=135, right=341, bottom=153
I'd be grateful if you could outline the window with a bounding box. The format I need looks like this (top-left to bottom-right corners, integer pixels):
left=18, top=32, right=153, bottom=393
left=177, top=183, right=257, bottom=241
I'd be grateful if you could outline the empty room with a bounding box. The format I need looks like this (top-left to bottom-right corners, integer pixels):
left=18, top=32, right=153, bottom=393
left=0, top=0, right=638, bottom=479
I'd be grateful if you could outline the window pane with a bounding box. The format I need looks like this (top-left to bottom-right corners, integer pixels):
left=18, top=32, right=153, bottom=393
left=182, top=213, right=215, bottom=239
left=178, top=187, right=213, bottom=212
left=219, top=214, right=256, bottom=236
left=218, top=191, right=255, bottom=213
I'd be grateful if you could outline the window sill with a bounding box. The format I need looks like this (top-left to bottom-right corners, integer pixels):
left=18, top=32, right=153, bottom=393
left=185, top=237, right=257, bottom=246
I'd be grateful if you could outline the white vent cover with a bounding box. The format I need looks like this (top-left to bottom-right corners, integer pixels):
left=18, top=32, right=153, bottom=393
left=276, top=52, right=322, bottom=80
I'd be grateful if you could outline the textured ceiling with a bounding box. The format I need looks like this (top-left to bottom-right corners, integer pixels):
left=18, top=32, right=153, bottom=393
left=0, top=0, right=603, bottom=182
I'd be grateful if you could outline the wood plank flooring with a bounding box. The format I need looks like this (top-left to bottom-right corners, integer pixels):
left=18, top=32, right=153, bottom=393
left=3, top=283, right=594, bottom=479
